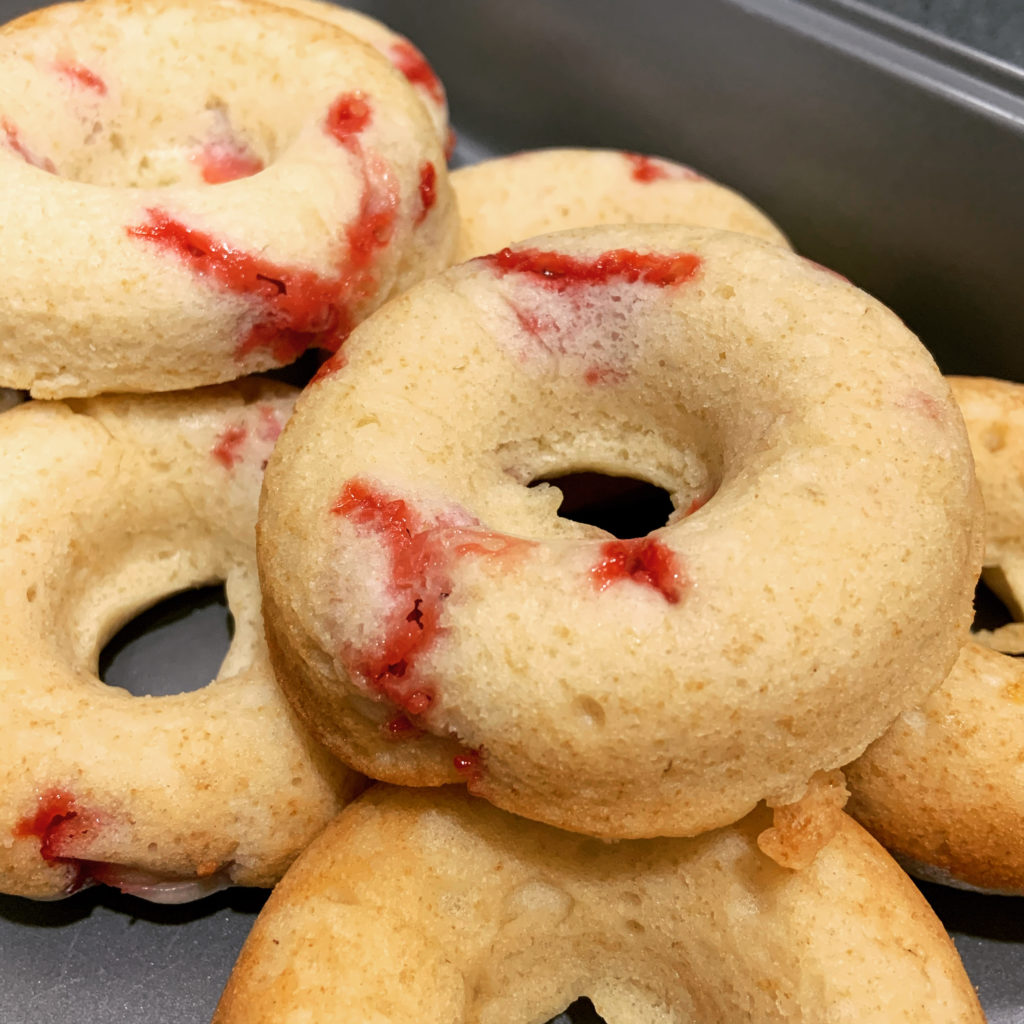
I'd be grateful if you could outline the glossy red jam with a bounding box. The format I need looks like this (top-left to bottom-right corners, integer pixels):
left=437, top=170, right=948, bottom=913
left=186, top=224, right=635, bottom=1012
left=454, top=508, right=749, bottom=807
left=416, top=161, right=437, bottom=224
left=333, top=480, right=443, bottom=714
left=333, top=480, right=531, bottom=715
left=125, top=89, right=403, bottom=363
left=14, top=789, right=104, bottom=892
left=622, top=151, right=700, bottom=183
left=127, top=209, right=346, bottom=360
left=453, top=748, right=483, bottom=782
left=388, top=40, right=445, bottom=106
left=326, top=92, right=372, bottom=146
left=483, top=246, right=702, bottom=290
left=591, top=537, right=687, bottom=604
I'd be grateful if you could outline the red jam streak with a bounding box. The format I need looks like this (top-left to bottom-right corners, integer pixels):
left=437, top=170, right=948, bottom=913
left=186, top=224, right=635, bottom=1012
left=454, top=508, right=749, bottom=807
left=2, top=119, right=55, bottom=173
left=127, top=92, right=396, bottom=363
left=333, top=481, right=443, bottom=715
left=55, top=60, right=107, bottom=94
left=212, top=423, right=248, bottom=469
left=591, top=538, right=687, bottom=604
left=324, top=92, right=399, bottom=310
left=14, top=790, right=229, bottom=900
left=416, top=161, right=437, bottom=224
left=453, top=748, right=483, bottom=782
left=326, top=92, right=372, bottom=146
left=193, top=138, right=264, bottom=184
left=310, top=348, right=348, bottom=384
left=388, top=39, right=445, bottom=106
left=623, top=152, right=700, bottom=183
left=212, top=405, right=283, bottom=469
left=344, top=148, right=398, bottom=279
left=333, top=479, right=529, bottom=716
left=384, top=712, right=423, bottom=739
left=127, top=209, right=344, bottom=361
left=684, top=492, right=710, bottom=517
left=483, top=247, right=700, bottom=384
left=483, top=247, right=702, bottom=290
left=14, top=789, right=103, bottom=893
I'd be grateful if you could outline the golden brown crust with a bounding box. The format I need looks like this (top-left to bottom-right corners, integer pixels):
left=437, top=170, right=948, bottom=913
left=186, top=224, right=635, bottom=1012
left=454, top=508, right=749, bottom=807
left=215, top=786, right=984, bottom=1024
left=757, top=769, right=850, bottom=869
left=846, top=644, right=1024, bottom=895
left=846, top=375, right=1024, bottom=894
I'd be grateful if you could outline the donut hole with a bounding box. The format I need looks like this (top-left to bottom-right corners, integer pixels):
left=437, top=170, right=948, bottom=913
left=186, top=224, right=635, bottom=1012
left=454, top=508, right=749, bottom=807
left=972, top=574, right=1018, bottom=633
left=43, top=95, right=276, bottom=189
left=548, top=998, right=605, bottom=1023
left=3, top=4, right=354, bottom=189
left=529, top=472, right=674, bottom=539
left=99, top=583, right=234, bottom=696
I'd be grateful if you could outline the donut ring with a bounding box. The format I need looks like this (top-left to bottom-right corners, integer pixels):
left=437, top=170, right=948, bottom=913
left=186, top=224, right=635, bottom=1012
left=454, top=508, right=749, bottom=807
left=214, top=786, right=985, bottom=1024
left=846, top=375, right=1024, bottom=895
left=0, top=0, right=456, bottom=398
left=451, top=147, right=789, bottom=261
left=265, top=0, right=452, bottom=155
left=0, top=382, right=361, bottom=902
left=258, top=224, right=983, bottom=838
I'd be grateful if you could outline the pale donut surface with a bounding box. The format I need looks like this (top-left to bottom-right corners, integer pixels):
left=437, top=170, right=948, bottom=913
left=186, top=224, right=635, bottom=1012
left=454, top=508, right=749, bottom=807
left=0, top=0, right=456, bottom=398
left=847, top=375, right=1024, bottom=895
left=214, top=786, right=984, bottom=1024
left=258, top=224, right=982, bottom=839
left=0, top=382, right=361, bottom=902
left=451, top=147, right=789, bottom=261
left=265, top=0, right=451, bottom=152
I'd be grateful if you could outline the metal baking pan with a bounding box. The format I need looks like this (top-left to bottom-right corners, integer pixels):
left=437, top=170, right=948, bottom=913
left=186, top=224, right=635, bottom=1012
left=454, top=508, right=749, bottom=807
left=1, top=0, right=1022, bottom=1020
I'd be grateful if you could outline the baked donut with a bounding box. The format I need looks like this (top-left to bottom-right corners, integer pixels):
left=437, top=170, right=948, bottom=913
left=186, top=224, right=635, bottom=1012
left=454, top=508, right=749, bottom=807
left=265, top=0, right=452, bottom=156
left=451, top=147, right=789, bottom=261
left=0, top=381, right=362, bottom=902
left=0, top=0, right=456, bottom=399
left=214, top=786, right=985, bottom=1024
left=258, top=224, right=983, bottom=839
left=846, top=375, right=1024, bottom=895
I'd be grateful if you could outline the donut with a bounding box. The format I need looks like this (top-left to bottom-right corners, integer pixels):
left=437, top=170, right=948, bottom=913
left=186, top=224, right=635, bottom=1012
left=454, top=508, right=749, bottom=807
left=846, top=375, right=1024, bottom=895
left=257, top=224, right=983, bottom=839
left=450, top=147, right=789, bottom=261
left=264, top=0, right=452, bottom=156
left=214, top=786, right=985, bottom=1024
left=0, top=0, right=456, bottom=399
left=0, top=381, right=362, bottom=902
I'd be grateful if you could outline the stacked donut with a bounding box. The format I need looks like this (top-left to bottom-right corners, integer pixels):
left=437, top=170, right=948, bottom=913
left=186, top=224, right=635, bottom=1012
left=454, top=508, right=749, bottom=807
left=0, top=2, right=1011, bottom=1022
left=0, top=0, right=455, bottom=900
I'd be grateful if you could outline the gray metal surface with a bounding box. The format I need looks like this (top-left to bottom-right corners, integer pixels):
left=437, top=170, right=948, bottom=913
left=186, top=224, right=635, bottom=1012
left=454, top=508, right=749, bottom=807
left=1, top=0, right=1023, bottom=1021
